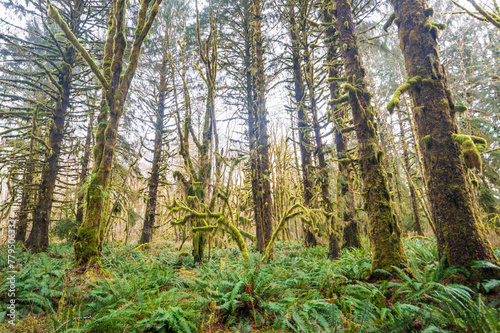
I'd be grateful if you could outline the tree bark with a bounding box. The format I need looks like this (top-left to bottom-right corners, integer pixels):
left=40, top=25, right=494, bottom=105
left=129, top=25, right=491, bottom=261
left=287, top=0, right=317, bottom=248
left=390, top=0, right=498, bottom=280
left=27, top=57, right=74, bottom=252
left=398, top=110, right=424, bottom=235
left=336, top=0, right=407, bottom=275
left=139, top=24, right=169, bottom=246
left=251, top=0, right=273, bottom=253
left=76, top=111, right=94, bottom=226
left=16, top=105, right=39, bottom=242
left=47, top=0, right=163, bottom=269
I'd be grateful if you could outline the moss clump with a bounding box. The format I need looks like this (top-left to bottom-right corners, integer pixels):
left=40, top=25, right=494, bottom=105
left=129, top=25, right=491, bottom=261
left=424, top=7, right=434, bottom=17
left=387, top=76, right=421, bottom=113
left=471, top=173, right=479, bottom=187
left=454, top=104, right=468, bottom=113
left=422, top=78, right=434, bottom=86
left=424, top=21, right=445, bottom=39
left=445, top=88, right=455, bottom=109
left=344, top=83, right=356, bottom=93
left=438, top=98, right=449, bottom=108
left=422, top=135, right=432, bottom=147
left=338, top=158, right=352, bottom=165
left=451, top=133, right=484, bottom=172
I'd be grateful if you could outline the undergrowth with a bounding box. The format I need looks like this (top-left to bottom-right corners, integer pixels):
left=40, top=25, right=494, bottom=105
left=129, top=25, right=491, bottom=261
left=1, top=239, right=499, bottom=332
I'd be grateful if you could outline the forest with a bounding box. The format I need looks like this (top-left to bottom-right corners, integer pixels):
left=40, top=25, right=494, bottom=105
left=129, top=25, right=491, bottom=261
left=0, top=0, right=499, bottom=331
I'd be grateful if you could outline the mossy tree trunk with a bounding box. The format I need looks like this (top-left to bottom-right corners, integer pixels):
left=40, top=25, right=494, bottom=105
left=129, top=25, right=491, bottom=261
left=191, top=0, right=219, bottom=262
left=287, top=0, right=317, bottom=248
left=390, top=0, right=499, bottom=279
left=336, top=0, right=407, bottom=274
left=322, top=1, right=362, bottom=255
left=26, top=57, right=74, bottom=252
left=49, top=0, right=162, bottom=269
left=251, top=0, right=273, bottom=253
left=323, top=2, right=361, bottom=252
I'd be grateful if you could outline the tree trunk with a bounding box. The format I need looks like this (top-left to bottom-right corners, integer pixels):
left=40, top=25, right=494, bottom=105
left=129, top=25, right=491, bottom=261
left=390, top=0, right=498, bottom=280
left=252, top=0, right=273, bottom=253
left=287, top=1, right=317, bottom=248
left=336, top=0, right=407, bottom=275
left=27, top=59, right=74, bottom=252
left=76, top=112, right=94, bottom=226
left=140, top=27, right=168, bottom=245
left=16, top=105, right=39, bottom=242
left=398, top=111, right=424, bottom=235
left=323, top=1, right=361, bottom=252
left=46, top=0, right=164, bottom=269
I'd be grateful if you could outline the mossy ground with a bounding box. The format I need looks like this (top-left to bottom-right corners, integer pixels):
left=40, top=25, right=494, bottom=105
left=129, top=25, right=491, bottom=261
left=1, top=239, right=499, bottom=332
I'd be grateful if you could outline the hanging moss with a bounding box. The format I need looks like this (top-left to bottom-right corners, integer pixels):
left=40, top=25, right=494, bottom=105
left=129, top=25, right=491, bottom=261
left=422, top=135, right=432, bottom=147
left=454, top=104, right=468, bottom=113
left=424, top=7, right=434, bottom=17
left=452, top=134, right=483, bottom=172
left=470, top=135, right=487, bottom=147
left=387, top=76, right=421, bottom=113
left=445, top=88, right=455, bottom=109
left=471, top=173, right=479, bottom=187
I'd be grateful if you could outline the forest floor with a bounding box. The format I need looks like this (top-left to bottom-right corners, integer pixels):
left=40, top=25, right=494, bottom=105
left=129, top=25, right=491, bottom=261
left=1, top=238, right=500, bottom=333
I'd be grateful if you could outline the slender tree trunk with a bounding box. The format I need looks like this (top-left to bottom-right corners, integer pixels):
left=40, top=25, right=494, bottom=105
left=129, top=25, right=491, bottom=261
left=16, top=105, right=39, bottom=242
left=140, top=25, right=169, bottom=245
left=390, top=0, right=498, bottom=280
left=252, top=0, right=273, bottom=253
left=287, top=1, right=316, bottom=248
left=336, top=0, right=407, bottom=275
left=398, top=111, right=424, bottom=235
left=76, top=112, right=94, bottom=226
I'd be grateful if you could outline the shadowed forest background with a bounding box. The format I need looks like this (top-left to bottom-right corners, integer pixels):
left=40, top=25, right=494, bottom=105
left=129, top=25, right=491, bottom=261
left=0, top=0, right=500, bottom=331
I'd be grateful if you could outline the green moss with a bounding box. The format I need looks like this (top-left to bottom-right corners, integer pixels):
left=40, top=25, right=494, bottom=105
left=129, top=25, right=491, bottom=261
left=445, top=89, right=455, bottom=109
left=454, top=104, right=468, bottom=113
left=344, top=83, right=356, bottom=93
left=422, top=78, right=434, bottom=86
left=471, top=173, right=479, bottom=186
left=470, top=135, right=487, bottom=147
left=338, top=158, right=352, bottom=165
left=422, top=135, right=432, bottom=146
left=387, top=76, right=421, bottom=113
left=438, top=98, right=449, bottom=108
left=434, top=22, right=447, bottom=30
left=192, top=226, right=217, bottom=232
left=74, top=224, right=100, bottom=269
left=452, top=134, right=483, bottom=172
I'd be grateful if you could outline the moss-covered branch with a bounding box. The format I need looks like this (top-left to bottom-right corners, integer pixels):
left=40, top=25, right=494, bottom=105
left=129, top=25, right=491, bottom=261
left=262, top=204, right=307, bottom=262
left=387, top=76, right=421, bottom=113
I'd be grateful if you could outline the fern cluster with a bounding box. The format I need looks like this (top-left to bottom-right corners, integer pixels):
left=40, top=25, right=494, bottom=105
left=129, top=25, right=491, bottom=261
left=1, top=239, right=499, bottom=332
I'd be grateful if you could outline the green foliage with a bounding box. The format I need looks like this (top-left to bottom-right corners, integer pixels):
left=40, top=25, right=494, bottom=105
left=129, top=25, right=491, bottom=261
left=1, top=240, right=499, bottom=332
